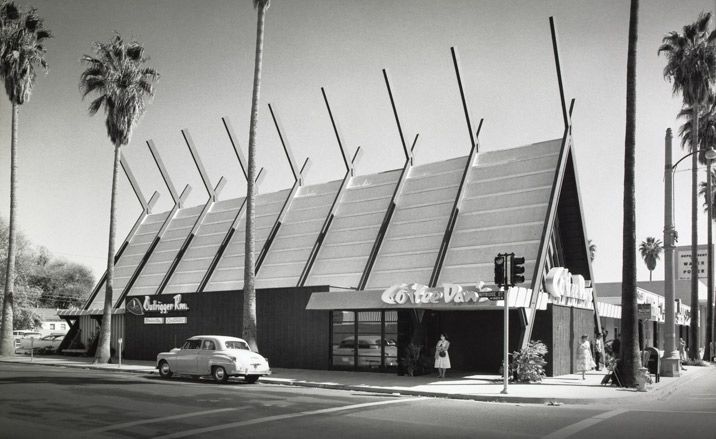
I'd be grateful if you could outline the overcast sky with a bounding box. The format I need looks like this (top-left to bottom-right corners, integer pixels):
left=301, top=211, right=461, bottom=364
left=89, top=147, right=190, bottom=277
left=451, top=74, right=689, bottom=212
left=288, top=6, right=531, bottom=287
left=0, top=0, right=713, bottom=284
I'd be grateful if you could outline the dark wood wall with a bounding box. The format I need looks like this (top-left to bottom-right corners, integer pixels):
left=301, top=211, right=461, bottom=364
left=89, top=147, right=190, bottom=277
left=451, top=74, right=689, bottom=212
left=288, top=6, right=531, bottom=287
left=556, top=154, right=591, bottom=280
left=544, top=305, right=597, bottom=376
left=124, top=286, right=330, bottom=370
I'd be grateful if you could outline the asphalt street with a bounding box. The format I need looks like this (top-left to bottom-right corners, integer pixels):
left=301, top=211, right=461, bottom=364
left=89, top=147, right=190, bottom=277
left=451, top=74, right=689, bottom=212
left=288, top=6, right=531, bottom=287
left=0, top=363, right=715, bottom=439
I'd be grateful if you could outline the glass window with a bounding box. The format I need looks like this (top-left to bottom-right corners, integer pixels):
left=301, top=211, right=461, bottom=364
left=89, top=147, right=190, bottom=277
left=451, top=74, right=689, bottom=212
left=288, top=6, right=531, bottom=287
left=332, top=311, right=355, bottom=368
left=384, top=311, right=398, bottom=369
left=181, top=339, right=201, bottom=350
left=50, top=324, right=55, bottom=330
left=225, top=340, right=250, bottom=350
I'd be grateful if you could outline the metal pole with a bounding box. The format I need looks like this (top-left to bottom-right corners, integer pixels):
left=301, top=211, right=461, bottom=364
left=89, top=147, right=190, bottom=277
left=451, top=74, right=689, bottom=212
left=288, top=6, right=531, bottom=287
left=707, top=153, right=714, bottom=362
left=501, top=286, right=509, bottom=394
left=118, top=338, right=123, bottom=368
left=662, top=128, right=680, bottom=376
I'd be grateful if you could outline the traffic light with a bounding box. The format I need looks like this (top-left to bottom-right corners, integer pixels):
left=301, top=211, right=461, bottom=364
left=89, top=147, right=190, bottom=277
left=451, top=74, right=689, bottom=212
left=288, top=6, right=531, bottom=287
left=494, top=254, right=505, bottom=287
left=511, top=256, right=525, bottom=285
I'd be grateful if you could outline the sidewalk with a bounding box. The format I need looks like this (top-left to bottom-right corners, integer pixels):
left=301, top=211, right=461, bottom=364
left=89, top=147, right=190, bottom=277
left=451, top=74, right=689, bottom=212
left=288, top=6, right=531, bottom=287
left=1, top=354, right=711, bottom=405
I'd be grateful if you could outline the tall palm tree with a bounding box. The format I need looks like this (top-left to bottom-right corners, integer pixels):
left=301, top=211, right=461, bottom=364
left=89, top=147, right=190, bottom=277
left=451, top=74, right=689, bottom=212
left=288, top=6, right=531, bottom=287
left=79, top=34, right=158, bottom=364
left=639, top=237, right=663, bottom=282
left=660, top=11, right=716, bottom=360
left=243, top=0, right=270, bottom=353
left=0, top=2, right=51, bottom=356
left=620, top=0, right=639, bottom=388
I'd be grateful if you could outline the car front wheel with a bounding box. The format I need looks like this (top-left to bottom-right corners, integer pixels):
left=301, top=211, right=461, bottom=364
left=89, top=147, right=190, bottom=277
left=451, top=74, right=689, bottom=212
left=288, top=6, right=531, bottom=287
left=245, top=375, right=259, bottom=384
left=212, top=366, right=228, bottom=383
left=158, top=361, right=173, bottom=379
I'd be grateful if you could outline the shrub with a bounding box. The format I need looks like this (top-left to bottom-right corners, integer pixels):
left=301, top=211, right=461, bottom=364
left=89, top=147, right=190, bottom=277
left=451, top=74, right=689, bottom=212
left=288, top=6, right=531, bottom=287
left=400, top=343, right=422, bottom=376
left=508, top=340, right=548, bottom=383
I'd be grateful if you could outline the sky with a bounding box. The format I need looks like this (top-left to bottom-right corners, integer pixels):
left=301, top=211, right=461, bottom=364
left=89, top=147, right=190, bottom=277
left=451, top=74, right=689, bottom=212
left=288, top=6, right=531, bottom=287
left=0, top=0, right=714, bottom=284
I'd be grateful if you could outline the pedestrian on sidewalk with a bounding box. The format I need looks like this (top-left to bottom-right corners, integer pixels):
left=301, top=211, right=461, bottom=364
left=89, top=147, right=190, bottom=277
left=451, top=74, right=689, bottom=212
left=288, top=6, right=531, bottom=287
left=576, top=334, right=596, bottom=380
left=434, top=333, right=451, bottom=378
left=593, top=333, right=604, bottom=371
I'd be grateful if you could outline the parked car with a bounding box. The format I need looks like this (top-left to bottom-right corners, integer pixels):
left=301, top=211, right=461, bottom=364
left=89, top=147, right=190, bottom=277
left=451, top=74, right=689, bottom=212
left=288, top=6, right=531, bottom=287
left=13, top=330, right=42, bottom=350
left=332, top=336, right=398, bottom=368
left=156, top=335, right=271, bottom=383
left=18, top=333, right=64, bottom=352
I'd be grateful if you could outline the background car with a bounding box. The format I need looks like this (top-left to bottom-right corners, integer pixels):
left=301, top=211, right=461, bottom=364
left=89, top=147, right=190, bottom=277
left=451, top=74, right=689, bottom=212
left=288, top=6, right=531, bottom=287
left=18, top=333, right=64, bottom=353
left=13, top=330, right=42, bottom=351
left=156, top=335, right=271, bottom=384
left=332, top=336, right=398, bottom=368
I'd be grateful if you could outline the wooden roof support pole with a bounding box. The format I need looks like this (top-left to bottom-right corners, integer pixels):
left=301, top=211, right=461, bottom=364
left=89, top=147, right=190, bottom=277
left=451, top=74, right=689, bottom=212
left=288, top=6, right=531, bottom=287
left=297, top=89, right=364, bottom=286
left=358, top=68, right=418, bottom=290
left=82, top=157, right=160, bottom=309
left=429, top=48, right=483, bottom=287
left=521, top=17, right=599, bottom=349
left=154, top=130, right=227, bottom=295
left=256, top=104, right=311, bottom=272
left=198, top=117, right=264, bottom=293
left=113, top=141, right=192, bottom=308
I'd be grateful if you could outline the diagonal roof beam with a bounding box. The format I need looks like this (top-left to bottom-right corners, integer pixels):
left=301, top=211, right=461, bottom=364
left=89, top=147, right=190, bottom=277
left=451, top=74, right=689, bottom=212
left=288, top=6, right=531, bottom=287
left=222, top=116, right=248, bottom=181
left=146, top=139, right=181, bottom=205
left=358, top=69, right=419, bottom=290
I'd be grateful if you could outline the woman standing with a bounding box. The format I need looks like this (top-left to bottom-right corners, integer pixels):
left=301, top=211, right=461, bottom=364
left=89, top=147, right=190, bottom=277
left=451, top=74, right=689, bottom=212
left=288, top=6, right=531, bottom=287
left=576, top=334, right=596, bottom=379
left=434, top=333, right=451, bottom=378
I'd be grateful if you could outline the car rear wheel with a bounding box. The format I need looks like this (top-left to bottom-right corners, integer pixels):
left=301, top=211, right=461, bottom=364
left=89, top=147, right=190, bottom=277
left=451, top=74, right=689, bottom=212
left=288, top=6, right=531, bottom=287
left=245, top=375, right=259, bottom=384
left=158, top=361, right=173, bottom=379
left=212, top=366, right=228, bottom=383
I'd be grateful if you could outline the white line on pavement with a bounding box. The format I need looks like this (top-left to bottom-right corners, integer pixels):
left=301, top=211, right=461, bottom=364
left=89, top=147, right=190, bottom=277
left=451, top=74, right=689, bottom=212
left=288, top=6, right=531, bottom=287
left=84, top=407, right=248, bottom=434
left=541, top=409, right=628, bottom=439
left=152, top=397, right=424, bottom=439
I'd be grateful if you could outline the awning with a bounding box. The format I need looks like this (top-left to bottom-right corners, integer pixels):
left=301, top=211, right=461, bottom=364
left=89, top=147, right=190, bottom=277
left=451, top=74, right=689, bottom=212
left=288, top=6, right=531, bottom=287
left=306, top=284, right=546, bottom=311
left=57, top=308, right=125, bottom=317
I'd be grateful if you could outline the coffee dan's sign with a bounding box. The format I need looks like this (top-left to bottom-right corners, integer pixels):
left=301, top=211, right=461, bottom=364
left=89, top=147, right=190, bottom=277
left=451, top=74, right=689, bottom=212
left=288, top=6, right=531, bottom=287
left=126, top=294, right=190, bottom=316
left=381, top=283, right=494, bottom=306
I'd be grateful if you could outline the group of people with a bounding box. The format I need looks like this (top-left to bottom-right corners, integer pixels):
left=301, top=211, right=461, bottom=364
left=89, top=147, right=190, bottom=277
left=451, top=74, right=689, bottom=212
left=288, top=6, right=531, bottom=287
left=576, top=331, right=621, bottom=379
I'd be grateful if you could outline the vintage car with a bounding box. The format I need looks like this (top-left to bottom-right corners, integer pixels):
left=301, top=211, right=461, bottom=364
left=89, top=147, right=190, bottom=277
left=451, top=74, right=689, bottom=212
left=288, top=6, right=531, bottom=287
left=156, top=335, right=271, bottom=383
left=18, top=333, right=64, bottom=352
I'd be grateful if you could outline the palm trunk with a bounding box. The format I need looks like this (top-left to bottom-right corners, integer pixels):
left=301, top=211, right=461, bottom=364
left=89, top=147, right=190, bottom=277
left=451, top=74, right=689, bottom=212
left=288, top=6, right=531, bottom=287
left=689, top=105, right=700, bottom=361
left=0, top=103, right=19, bottom=356
left=619, top=0, right=640, bottom=387
left=243, top=2, right=267, bottom=353
left=705, top=159, right=714, bottom=361
left=94, top=143, right=121, bottom=364
left=649, top=270, right=652, bottom=282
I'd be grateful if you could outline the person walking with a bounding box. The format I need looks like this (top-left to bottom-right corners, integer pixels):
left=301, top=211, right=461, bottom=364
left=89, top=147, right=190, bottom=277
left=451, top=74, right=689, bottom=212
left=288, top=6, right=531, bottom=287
left=434, top=333, right=451, bottom=378
left=576, top=334, right=596, bottom=380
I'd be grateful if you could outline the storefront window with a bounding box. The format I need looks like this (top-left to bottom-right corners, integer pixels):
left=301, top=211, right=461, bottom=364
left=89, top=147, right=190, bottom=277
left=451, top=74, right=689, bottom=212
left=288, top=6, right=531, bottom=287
left=330, top=310, right=398, bottom=371
left=332, top=311, right=355, bottom=369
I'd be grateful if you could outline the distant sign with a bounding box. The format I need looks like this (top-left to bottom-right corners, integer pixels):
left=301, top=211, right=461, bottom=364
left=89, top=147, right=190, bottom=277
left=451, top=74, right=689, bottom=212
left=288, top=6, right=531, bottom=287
left=677, top=245, right=713, bottom=280
left=481, top=291, right=505, bottom=301
left=144, top=317, right=164, bottom=324
left=165, top=317, right=187, bottom=324
left=638, top=304, right=658, bottom=321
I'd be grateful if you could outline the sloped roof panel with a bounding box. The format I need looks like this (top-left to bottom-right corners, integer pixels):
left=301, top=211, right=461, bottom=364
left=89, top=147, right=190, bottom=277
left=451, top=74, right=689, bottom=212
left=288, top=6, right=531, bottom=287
left=125, top=204, right=205, bottom=298
left=256, top=180, right=343, bottom=289
left=437, top=139, right=562, bottom=286
left=163, top=197, right=246, bottom=295
left=87, top=211, right=170, bottom=309
left=204, top=188, right=291, bottom=291
left=366, top=157, right=467, bottom=289
left=307, top=169, right=401, bottom=288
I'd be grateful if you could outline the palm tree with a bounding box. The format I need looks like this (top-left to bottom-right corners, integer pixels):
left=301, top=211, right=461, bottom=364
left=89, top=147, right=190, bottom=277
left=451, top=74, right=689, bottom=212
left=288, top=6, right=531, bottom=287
left=660, top=11, right=716, bottom=360
left=639, top=237, right=663, bottom=282
left=588, top=239, right=596, bottom=262
left=0, top=2, right=51, bottom=356
left=79, top=34, right=158, bottom=364
left=620, top=0, right=639, bottom=388
left=242, top=0, right=270, bottom=353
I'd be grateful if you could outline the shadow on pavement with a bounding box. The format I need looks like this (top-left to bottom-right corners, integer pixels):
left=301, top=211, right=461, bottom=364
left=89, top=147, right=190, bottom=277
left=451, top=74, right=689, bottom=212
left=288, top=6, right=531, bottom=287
left=0, top=376, right=142, bottom=386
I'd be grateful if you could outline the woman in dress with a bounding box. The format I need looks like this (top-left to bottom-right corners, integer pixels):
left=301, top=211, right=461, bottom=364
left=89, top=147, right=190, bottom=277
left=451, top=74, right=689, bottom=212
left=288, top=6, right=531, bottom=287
left=576, top=334, right=596, bottom=379
left=434, top=333, right=451, bottom=378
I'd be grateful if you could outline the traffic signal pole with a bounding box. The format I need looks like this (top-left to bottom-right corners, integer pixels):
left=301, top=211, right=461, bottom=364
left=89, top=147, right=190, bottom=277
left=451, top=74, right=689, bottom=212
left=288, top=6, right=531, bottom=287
left=494, top=253, right=526, bottom=394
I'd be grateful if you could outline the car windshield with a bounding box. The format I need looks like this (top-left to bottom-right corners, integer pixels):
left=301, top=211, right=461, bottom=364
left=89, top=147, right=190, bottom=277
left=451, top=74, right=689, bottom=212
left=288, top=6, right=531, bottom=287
left=225, top=340, right=250, bottom=351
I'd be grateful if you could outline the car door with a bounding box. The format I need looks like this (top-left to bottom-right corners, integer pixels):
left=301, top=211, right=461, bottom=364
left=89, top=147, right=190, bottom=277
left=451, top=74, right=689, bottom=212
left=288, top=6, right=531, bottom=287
left=196, top=339, right=217, bottom=374
left=174, top=339, right=201, bottom=373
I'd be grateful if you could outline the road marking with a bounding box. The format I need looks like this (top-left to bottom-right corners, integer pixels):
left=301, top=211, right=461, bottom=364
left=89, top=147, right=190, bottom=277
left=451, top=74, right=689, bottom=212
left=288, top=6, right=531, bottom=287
left=542, top=409, right=627, bottom=439
left=84, top=407, right=248, bottom=434
left=153, top=397, right=423, bottom=439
